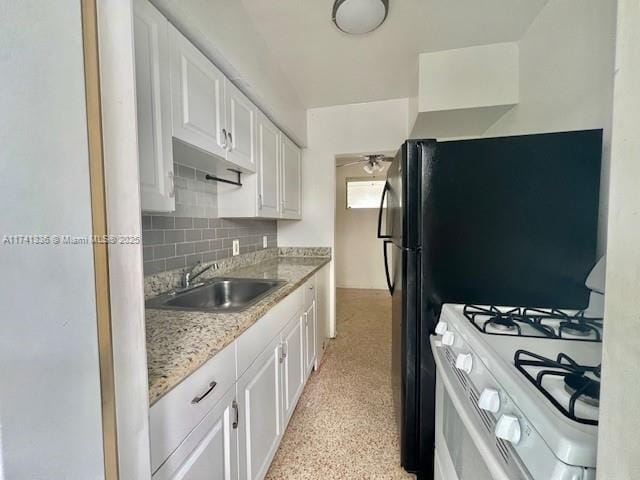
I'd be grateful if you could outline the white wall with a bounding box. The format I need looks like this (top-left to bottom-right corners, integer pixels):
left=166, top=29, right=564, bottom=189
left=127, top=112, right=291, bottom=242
left=335, top=163, right=390, bottom=290
left=596, top=1, right=640, bottom=478
left=0, top=2, right=105, bottom=478
left=278, top=98, right=410, bottom=335
left=484, top=0, right=617, bottom=254
left=418, top=42, right=519, bottom=112
left=150, top=0, right=307, bottom=145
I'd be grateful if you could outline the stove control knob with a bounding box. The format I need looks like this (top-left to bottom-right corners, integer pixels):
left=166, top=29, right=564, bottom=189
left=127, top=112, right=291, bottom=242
left=478, top=388, right=501, bottom=413
left=495, top=415, right=522, bottom=445
left=434, top=322, right=448, bottom=335
left=455, top=353, right=473, bottom=373
left=442, top=331, right=455, bottom=346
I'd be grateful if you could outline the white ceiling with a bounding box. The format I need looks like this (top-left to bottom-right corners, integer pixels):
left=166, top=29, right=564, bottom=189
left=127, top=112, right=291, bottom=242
left=240, top=0, right=548, bottom=108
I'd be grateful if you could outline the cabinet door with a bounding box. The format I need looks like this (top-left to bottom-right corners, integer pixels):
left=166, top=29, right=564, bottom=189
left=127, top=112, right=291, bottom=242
left=153, top=388, right=238, bottom=480
left=237, top=336, right=282, bottom=480
left=280, top=136, right=302, bottom=219
left=133, top=0, right=175, bottom=212
left=225, top=79, right=256, bottom=172
left=304, top=301, right=316, bottom=378
left=315, top=265, right=330, bottom=368
left=281, top=314, right=305, bottom=426
left=169, top=24, right=227, bottom=159
left=256, top=113, right=280, bottom=218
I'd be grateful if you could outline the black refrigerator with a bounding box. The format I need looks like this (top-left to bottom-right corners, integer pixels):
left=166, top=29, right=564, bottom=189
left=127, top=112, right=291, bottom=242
left=378, top=131, right=602, bottom=478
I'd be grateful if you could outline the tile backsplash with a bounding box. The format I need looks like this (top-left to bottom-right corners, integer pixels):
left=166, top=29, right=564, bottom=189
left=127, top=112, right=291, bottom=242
left=142, top=163, right=277, bottom=275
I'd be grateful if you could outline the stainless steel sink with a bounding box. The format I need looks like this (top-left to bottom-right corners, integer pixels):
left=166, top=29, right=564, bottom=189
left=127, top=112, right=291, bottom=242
left=146, top=277, right=286, bottom=313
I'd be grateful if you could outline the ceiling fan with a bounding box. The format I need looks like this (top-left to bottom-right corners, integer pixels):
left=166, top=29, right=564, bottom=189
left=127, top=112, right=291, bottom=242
left=337, top=154, right=393, bottom=174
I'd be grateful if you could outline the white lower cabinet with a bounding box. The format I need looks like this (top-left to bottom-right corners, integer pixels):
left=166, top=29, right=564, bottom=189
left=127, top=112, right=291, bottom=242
left=153, top=387, right=238, bottom=480
left=151, top=275, right=323, bottom=480
left=304, top=301, right=317, bottom=379
left=281, top=314, right=305, bottom=427
left=237, top=335, right=283, bottom=480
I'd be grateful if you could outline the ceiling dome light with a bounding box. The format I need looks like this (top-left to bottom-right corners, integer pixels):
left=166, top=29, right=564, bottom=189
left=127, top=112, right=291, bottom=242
left=332, top=0, right=389, bottom=35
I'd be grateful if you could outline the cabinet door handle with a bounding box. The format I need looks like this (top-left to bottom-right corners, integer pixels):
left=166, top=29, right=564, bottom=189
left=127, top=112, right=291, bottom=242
left=232, top=400, right=239, bottom=429
left=222, top=129, right=228, bottom=149
left=258, top=193, right=263, bottom=209
left=191, top=381, right=217, bottom=404
left=168, top=170, right=175, bottom=198
left=227, top=131, right=233, bottom=152
left=282, top=341, right=288, bottom=360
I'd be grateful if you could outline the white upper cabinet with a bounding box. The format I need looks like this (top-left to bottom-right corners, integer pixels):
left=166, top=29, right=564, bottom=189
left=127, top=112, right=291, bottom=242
left=133, top=0, right=296, bottom=216
left=133, top=0, right=175, bottom=212
left=280, top=135, right=302, bottom=219
left=169, top=24, right=227, bottom=160
left=257, top=113, right=280, bottom=218
left=225, top=79, right=257, bottom=172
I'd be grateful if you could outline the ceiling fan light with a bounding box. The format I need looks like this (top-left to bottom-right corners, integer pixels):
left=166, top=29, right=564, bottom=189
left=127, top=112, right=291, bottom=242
left=332, top=0, right=389, bottom=35
left=363, top=163, right=375, bottom=174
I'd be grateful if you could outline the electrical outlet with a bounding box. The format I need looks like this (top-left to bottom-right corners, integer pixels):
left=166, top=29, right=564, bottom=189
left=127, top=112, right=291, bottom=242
left=263, top=236, right=268, bottom=249
left=232, top=239, right=240, bottom=256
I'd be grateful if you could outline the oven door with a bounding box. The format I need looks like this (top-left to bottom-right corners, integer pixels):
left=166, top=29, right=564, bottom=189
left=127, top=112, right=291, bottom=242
left=431, top=337, right=531, bottom=480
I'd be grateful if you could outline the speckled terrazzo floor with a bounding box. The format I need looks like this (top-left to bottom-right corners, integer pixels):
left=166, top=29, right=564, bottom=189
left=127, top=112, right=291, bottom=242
left=265, top=288, right=416, bottom=480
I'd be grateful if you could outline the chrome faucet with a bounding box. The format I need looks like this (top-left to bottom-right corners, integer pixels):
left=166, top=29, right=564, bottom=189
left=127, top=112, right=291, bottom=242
left=183, top=261, right=219, bottom=288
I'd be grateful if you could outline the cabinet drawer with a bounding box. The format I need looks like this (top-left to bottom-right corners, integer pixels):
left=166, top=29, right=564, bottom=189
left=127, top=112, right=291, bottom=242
left=303, top=276, right=316, bottom=309
left=150, top=341, right=237, bottom=473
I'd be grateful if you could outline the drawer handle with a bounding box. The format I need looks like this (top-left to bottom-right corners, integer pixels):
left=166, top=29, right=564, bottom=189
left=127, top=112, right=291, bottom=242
left=232, top=400, right=239, bottom=429
left=191, top=381, right=217, bottom=404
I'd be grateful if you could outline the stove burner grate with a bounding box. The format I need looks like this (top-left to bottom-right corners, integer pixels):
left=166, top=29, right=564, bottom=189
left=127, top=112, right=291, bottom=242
left=514, top=350, right=600, bottom=425
left=463, top=305, right=603, bottom=342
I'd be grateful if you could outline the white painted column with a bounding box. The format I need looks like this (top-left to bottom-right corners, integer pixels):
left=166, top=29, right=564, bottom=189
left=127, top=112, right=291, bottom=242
left=97, top=1, right=152, bottom=478
left=597, top=1, right=640, bottom=479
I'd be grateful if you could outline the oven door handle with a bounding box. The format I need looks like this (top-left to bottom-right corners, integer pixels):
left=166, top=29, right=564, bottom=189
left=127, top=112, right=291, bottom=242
left=431, top=337, right=516, bottom=480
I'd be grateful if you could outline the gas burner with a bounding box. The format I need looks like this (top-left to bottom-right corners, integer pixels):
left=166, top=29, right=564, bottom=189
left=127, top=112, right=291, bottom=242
left=463, top=304, right=603, bottom=342
left=488, top=315, right=518, bottom=332
left=560, top=321, right=591, bottom=336
left=564, top=373, right=600, bottom=407
left=514, top=350, right=600, bottom=425
left=560, top=321, right=592, bottom=337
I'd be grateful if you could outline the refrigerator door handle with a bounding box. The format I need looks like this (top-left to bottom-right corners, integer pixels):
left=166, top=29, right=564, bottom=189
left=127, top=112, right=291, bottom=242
left=377, top=181, right=391, bottom=239
left=383, top=240, right=394, bottom=295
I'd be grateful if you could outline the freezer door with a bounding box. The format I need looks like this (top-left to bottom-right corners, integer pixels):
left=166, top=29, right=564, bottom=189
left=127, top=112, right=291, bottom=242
left=384, top=148, right=404, bottom=245
left=384, top=140, right=436, bottom=250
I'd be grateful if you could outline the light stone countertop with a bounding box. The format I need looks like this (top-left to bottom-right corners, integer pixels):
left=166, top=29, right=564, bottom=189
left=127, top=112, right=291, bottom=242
left=146, top=255, right=330, bottom=405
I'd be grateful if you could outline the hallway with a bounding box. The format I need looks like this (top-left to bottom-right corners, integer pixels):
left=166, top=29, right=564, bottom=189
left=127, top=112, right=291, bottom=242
left=265, top=289, right=415, bottom=479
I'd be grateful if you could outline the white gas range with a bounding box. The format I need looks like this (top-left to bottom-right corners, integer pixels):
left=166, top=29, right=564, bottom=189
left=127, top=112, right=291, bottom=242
left=430, top=259, right=605, bottom=480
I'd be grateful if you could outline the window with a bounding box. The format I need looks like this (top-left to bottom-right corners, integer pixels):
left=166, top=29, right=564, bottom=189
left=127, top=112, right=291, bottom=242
left=346, top=178, right=386, bottom=209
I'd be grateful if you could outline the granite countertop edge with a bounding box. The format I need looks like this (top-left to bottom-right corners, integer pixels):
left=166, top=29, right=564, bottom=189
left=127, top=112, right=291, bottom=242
left=146, top=255, right=331, bottom=405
